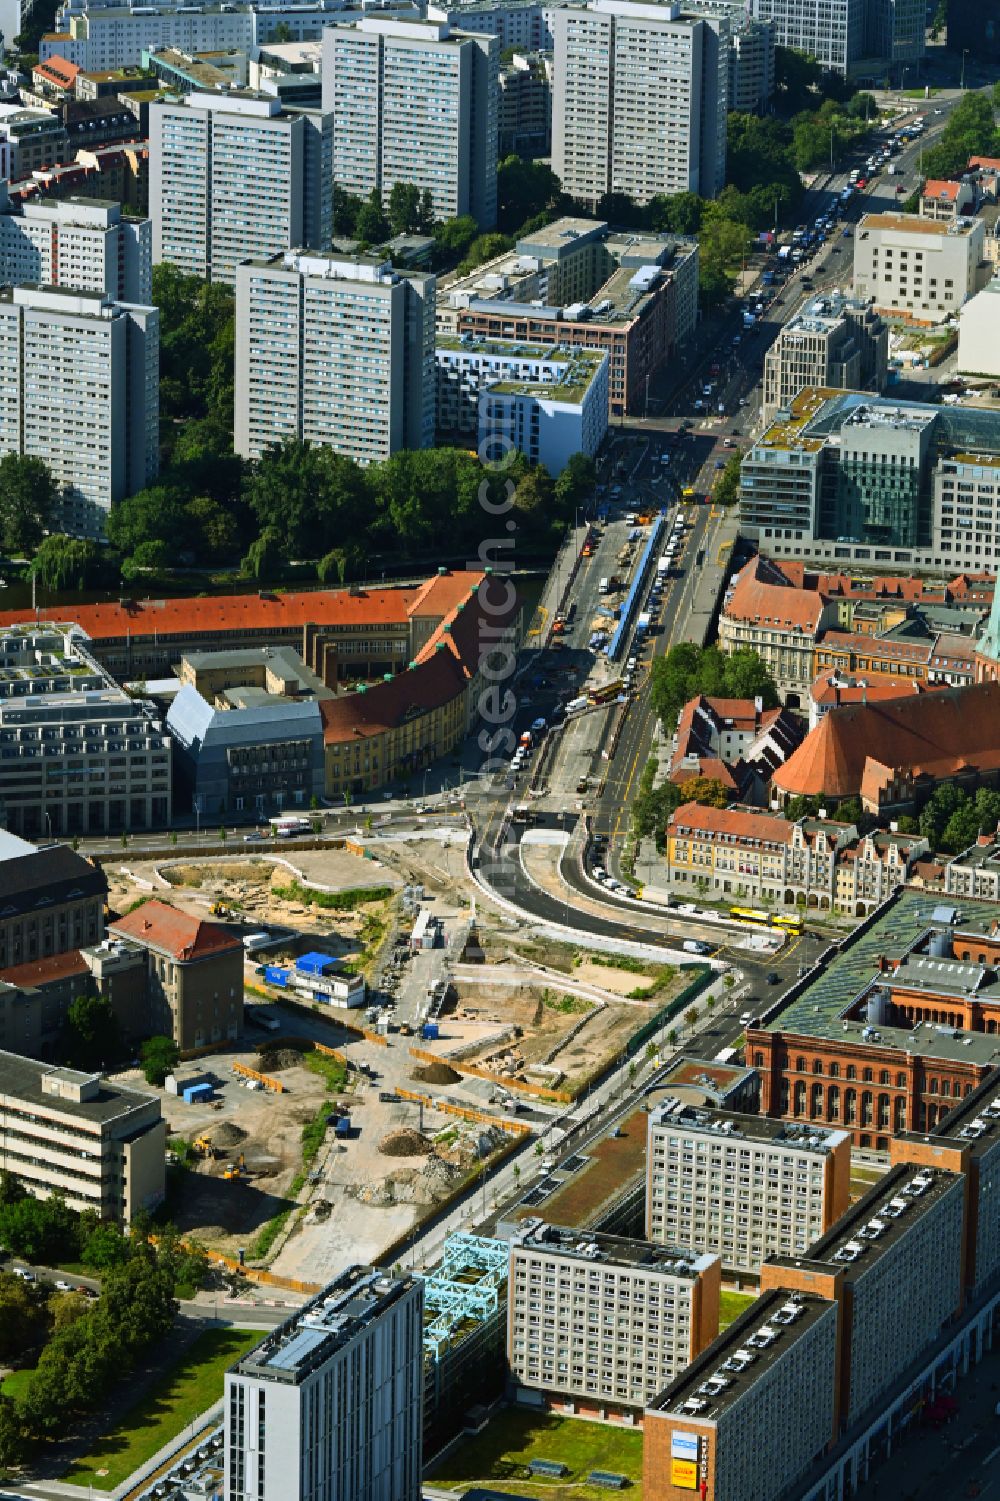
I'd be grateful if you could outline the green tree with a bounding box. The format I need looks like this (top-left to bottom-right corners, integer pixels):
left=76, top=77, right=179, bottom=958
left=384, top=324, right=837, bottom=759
left=496, top=155, right=563, bottom=233
left=0, top=1191, right=79, bottom=1264
left=698, top=205, right=751, bottom=303
left=634, top=780, right=682, bottom=841
left=678, top=775, right=730, bottom=809
left=714, top=454, right=742, bottom=507
left=28, top=534, right=107, bottom=592
left=139, top=1035, right=180, bottom=1087
left=0, top=1271, right=47, bottom=1361
left=647, top=190, right=704, bottom=236
left=243, top=439, right=368, bottom=559
left=0, top=453, right=56, bottom=554
left=185, top=495, right=239, bottom=563
left=354, top=187, right=389, bottom=244
left=458, top=232, right=515, bottom=272
left=721, top=649, right=780, bottom=708
left=432, top=215, right=479, bottom=263
left=418, top=188, right=436, bottom=234
left=836, top=796, right=864, bottom=826
left=60, top=994, right=121, bottom=1073
left=81, top=1220, right=130, bottom=1272
left=333, top=185, right=364, bottom=237
left=387, top=181, right=421, bottom=236
left=942, top=800, right=981, bottom=855
left=152, top=265, right=235, bottom=444
left=241, top=526, right=286, bottom=582
left=553, top=452, right=597, bottom=510
left=922, top=92, right=1000, bottom=179
left=104, top=484, right=188, bottom=560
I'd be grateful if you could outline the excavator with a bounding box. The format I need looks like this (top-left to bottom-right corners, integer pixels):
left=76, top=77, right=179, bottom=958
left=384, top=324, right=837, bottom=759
left=222, top=1153, right=248, bottom=1181
left=192, top=1135, right=217, bottom=1159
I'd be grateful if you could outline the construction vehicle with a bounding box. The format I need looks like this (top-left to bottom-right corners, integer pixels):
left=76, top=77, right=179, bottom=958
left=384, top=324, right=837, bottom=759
left=193, top=1136, right=217, bottom=1158
left=210, top=902, right=233, bottom=919
left=222, top=1153, right=247, bottom=1181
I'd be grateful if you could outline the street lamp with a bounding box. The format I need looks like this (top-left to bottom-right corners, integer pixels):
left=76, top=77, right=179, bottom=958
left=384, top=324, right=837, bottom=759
left=961, top=49, right=969, bottom=90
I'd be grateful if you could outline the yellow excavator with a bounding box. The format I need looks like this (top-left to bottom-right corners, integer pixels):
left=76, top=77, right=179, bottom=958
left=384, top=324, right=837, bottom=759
left=192, top=1136, right=217, bottom=1158
left=222, top=1153, right=247, bottom=1181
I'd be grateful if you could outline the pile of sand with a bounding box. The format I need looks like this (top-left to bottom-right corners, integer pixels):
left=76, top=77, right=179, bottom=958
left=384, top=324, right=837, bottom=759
left=256, top=1047, right=303, bottom=1072
left=209, top=1123, right=247, bottom=1149
left=412, top=1062, right=462, bottom=1087
left=379, top=1128, right=432, bottom=1158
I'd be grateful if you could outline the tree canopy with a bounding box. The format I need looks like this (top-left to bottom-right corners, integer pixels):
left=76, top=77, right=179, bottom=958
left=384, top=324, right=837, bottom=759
left=921, top=92, right=1000, bottom=180
left=649, top=642, right=780, bottom=732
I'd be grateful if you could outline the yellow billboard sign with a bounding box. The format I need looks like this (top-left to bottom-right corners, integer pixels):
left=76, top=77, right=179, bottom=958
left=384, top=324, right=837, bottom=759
left=671, top=1458, right=698, bottom=1489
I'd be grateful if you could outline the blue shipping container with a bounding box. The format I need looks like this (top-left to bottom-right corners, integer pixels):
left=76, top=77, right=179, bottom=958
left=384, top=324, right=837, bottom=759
left=183, top=1083, right=214, bottom=1104
left=335, top=1116, right=352, bottom=1137
left=296, top=951, right=337, bottom=977
left=422, top=1022, right=440, bottom=1040
left=264, top=966, right=289, bottom=987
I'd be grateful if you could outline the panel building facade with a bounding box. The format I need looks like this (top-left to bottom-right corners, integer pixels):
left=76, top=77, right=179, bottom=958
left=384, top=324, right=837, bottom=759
left=0, top=284, right=158, bottom=538
left=322, top=16, right=499, bottom=227
left=552, top=0, right=728, bottom=207
left=508, top=1220, right=721, bottom=1414
left=647, top=1099, right=851, bottom=1275
left=0, top=184, right=151, bottom=302
left=235, top=250, right=435, bottom=465
left=150, top=91, right=331, bottom=285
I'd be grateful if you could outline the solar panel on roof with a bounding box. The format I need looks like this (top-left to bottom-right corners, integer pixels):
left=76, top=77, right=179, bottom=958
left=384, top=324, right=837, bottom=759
left=264, top=1326, right=327, bottom=1370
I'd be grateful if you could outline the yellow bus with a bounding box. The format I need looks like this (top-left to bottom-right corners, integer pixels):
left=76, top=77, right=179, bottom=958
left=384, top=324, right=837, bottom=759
left=729, top=906, right=803, bottom=936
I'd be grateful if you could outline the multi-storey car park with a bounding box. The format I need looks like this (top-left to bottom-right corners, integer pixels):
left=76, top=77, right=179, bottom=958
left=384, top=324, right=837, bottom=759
left=646, top=1099, right=851, bottom=1276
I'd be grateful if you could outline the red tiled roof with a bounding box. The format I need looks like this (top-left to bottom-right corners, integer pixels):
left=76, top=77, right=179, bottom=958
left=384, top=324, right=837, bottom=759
left=724, top=555, right=826, bottom=633
left=668, top=801, right=794, bottom=845
left=969, top=157, right=1000, bottom=173
left=110, top=900, right=241, bottom=961
left=810, top=669, right=930, bottom=708
left=668, top=758, right=740, bottom=791
left=0, top=949, right=88, bottom=989
left=774, top=682, right=1000, bottom=799
left=0, top=574, right=485, bottom=646
left=922, top=179, right=961, bottom=201
left=34, top=56, right=80, bottom=88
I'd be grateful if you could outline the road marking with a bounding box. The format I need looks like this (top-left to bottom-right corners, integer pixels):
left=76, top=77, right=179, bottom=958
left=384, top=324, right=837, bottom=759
left=982, top=1444, right=1000, bottom=1470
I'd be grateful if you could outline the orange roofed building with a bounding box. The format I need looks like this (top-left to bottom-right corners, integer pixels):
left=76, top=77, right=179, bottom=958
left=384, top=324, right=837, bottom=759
left=773, top=680, right=1000, bottom=813
left=109, top=899, right=243, bottom=1050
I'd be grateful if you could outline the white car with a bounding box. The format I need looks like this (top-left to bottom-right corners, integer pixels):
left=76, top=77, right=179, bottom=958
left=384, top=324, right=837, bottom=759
left=13, top=1267, right=35, bottom=1282
left=54, top=1279, right=75, bottom=1293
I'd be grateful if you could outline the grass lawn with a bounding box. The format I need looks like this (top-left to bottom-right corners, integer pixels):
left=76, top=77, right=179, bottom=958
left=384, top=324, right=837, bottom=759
left=62, top=1328, right=261, bottom=1491
left=0, top=1366, right=36, bottom=1401
left=430, top=1406, right=644, bottom=1500
left=719, top=1289, right=757, bottom=1331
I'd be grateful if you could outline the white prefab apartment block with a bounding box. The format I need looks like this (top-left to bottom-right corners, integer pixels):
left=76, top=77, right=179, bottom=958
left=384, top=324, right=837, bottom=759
left=235, top=250, right=436, bottom=464
left=958, top=276, right=1000, bottom=377
left=646, top=1099, right=851, bottom=1275
left=436, top=337, right=609, bottom=472
left=0, top=285, right=157, bottom=539
left=322, top=16, right=499, bottom=227
left=508, top=1221, right=721, bottom=1411
left=0, top=1049, right=166, bottom=1222
left=0, top=184, right=151, bottom=303
left=225, top=1266, right=423, bottom=1501
left=150, top=91, right=331, bottom=285
left=853, top=212, right=987, bottom=326
left=552, top=0, right=728, bottom=208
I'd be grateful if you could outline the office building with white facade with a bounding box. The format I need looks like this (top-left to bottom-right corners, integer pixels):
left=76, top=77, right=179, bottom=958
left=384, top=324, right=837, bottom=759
left=235, top=250, right=435, bottom=465
left=0, top=1048, right=165, bottom=1221
left=958, top=275, right=1000, bottom=377
left=762, top=291, right=888, bottom=422
left=225, top=1265, right=423, bottom=1501
left=150, top=91, right=331, bottom=286
left=647, top=1099, right=851, bottom=1276
left=0, top=186, right=150, bottom=302
left=0, top=623, right=171, bottom=837
left=552, top=0, right=729, bottom=208
left=436, top=336, right=608, bottom=472
left=739, top=388, right=1000, bottom=574
left=42, top=0, right=355, bottom=72
left=322, top=15, right=499, bottom=227
left=508, top=1220, right=721, bottom=1414
left=853, top=211, right=988, bottom=326
left=750, top=0, right=923, bottom=78
left=0, top=285, right=157, bottom=539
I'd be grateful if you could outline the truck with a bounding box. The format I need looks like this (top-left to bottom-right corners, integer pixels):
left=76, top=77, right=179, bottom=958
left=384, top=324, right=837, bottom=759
left=777, top=245, right=791, bottom=262
left=598, top=576, right=610, bottom=595
left=271, top=816, right=310, bottom=838
left=656, top=556, right=670, bottom=575
left=243, top=931, right=273, bottom=953
left=635, top=611, right=652, bottom=635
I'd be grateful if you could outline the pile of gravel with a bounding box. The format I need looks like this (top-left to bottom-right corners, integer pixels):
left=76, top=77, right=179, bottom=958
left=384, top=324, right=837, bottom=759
left=378, top=1128, right=432, bottom=1158
left=413, top=1061, right=462, bottom=1086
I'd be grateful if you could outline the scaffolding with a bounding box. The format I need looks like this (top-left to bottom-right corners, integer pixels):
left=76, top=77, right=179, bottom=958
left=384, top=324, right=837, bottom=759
left=423, top=1234, right=509, bottom=1444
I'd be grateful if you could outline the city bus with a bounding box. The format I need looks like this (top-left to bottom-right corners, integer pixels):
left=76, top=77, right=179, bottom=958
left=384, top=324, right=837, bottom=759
left=729, top=906, right=803, bottom=936
left=589, top=680, right=626, bottom=704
